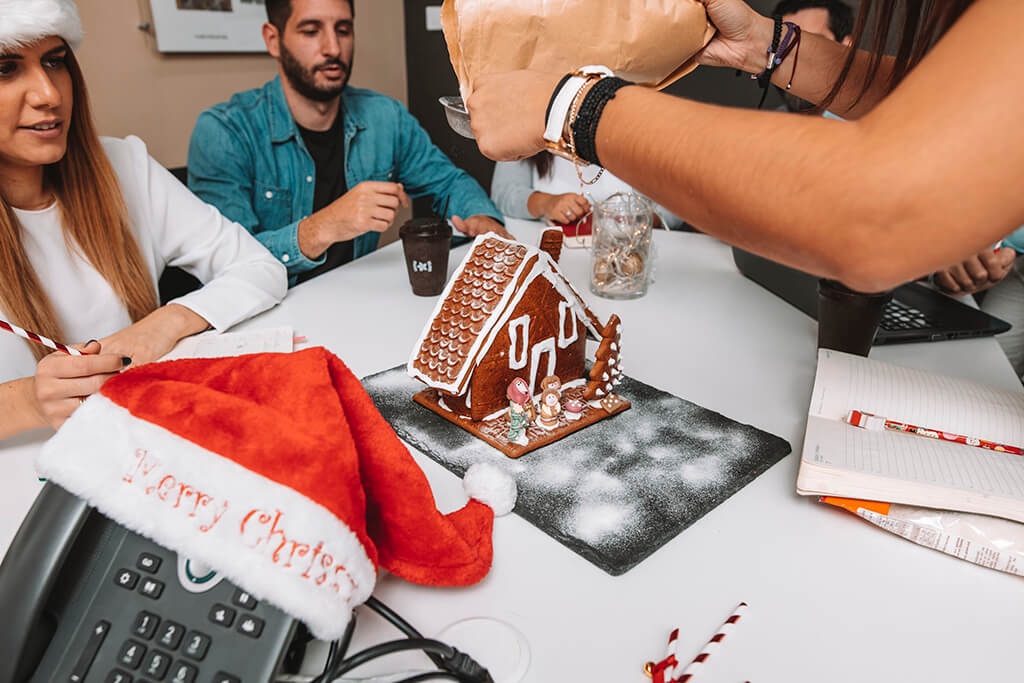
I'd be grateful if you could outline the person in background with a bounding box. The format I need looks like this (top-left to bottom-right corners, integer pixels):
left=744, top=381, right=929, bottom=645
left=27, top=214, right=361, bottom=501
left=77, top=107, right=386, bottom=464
left=490, top=152, right=682, bottom=230
left=0, top=0, right=287, bottom=440
left=188, top=0, right=509, bottom=287
left=466, top=0, right=1024, bottom=298
left=771, top=0, right=1017, bottom=303
left=979, top=227, right=1024, bottom=380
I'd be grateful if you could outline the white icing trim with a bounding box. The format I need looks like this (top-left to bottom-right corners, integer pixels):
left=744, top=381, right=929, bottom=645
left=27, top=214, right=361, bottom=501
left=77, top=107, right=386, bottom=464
left=557, top=300, right=578, bottom=349
left=465, top=387, right=472, bottom=409
left=408, top=234, right=606, bottom=394
left=438, top=397, right=451, bottom=412
left=508, top=314, right=530, bottom=370
left=562, top=378, right=586, bottom=390
left=483, top=406, right=508, bottom=422
left=408, top=235, right=535, bottom=395
left=36, top=397, right=376, bottom=641
left=528, top=337, right=556, bottom=397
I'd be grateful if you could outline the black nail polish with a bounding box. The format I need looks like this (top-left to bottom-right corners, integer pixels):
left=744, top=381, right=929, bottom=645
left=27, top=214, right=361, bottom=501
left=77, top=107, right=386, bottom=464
left=121, top=357, right=132, bottom=366
left=86, top=339, right=98, bottom=346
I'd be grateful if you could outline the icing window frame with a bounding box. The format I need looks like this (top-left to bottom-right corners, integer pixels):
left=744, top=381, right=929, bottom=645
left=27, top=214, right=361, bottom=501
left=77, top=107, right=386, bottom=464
left=558, top=300, right=578, bottom=349
left=508, top=315, right=530, bottom=369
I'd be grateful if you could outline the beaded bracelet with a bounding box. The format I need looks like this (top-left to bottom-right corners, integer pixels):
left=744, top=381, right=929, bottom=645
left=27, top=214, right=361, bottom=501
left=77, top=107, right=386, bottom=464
left=570, top=76, right=631, bottom=168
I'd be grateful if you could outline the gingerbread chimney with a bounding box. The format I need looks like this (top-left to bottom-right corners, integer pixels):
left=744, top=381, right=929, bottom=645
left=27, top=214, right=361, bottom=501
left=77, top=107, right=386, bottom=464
left=539, top=228, right=563, bottom=264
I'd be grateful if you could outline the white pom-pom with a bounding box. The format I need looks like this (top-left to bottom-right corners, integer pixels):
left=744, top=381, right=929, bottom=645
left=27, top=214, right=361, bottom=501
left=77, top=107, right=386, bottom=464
left=463, top=463, right=517, bottom=516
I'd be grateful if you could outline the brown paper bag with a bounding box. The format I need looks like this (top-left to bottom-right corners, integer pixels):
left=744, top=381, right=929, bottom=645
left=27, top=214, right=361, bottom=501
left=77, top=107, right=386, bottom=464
left=441, top=0, right=716, bottom=99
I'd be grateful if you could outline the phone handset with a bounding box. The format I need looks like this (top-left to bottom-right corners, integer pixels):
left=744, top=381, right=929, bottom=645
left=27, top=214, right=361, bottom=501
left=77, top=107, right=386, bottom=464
left=0, top=482, right=90, bottom=683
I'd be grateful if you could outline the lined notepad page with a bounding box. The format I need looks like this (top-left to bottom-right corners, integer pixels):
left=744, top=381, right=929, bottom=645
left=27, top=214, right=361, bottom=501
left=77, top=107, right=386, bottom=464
left=809, top=349, right=1024, bottom=448
left=799, top=351, right=1024, bottom=513
left=159, top=327, right=293, bottom=362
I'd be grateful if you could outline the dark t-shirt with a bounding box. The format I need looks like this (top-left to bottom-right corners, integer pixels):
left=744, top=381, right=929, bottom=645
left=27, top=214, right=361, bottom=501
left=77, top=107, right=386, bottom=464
left=295, top=109, right=353, bottom=284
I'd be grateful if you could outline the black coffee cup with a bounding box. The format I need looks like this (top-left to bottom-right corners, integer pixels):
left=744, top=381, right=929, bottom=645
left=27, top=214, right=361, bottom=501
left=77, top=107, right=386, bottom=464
left=816, top=279, right=893, bottom=356
left=399, top=217, right=452, bottom=296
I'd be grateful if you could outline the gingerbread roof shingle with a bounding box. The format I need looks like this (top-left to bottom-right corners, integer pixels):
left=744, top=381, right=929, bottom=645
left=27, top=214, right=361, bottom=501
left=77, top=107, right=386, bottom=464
left=408, top=235, right=603, bottom=394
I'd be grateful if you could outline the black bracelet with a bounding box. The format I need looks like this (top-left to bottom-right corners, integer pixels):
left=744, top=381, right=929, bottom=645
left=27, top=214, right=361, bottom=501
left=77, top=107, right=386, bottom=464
left=755, top=14, right=784, bottom=108
left=571, top=77, right=631, bottom=166
left=544, top=72, right=574, bottom=127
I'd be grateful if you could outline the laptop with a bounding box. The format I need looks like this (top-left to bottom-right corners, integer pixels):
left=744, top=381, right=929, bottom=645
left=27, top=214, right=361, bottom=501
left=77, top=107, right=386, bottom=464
left=731, top=247, right=1011, bottom=345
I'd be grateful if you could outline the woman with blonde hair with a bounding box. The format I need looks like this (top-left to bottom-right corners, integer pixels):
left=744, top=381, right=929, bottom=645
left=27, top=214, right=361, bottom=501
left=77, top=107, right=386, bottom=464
left=0, top=0, right=286, bottom=439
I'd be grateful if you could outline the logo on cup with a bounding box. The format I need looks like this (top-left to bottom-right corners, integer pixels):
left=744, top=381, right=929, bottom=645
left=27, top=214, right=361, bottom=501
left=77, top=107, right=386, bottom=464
left=413, top=260, right=433, bottom=273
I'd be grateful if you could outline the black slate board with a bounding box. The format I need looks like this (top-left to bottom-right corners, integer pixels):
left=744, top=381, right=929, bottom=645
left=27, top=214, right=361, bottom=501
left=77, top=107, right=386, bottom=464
left=363, top=366, right=791, bottom=576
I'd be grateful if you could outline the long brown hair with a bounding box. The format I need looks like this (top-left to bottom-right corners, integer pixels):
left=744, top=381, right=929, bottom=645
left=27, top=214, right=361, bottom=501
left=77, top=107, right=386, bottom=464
left=0, top=45, right=157, bottom=360
left=820, top=0, right=973, bottom=112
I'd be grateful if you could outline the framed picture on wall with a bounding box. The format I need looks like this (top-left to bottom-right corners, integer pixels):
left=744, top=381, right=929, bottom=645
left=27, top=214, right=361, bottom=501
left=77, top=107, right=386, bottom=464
left=148, top=0, right=268, bottom=53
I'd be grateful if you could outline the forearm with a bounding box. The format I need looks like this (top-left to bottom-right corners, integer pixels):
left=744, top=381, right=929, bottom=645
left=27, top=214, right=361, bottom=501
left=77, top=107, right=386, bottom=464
left=735, top=13, right=894, bottom=119
left=297, top=213, right=333, bottom=260
left=594, top=87, right=999, bottom=291
left=0, top=378, right=44, bottom=440
left=526, top=192, right=555, bottom=219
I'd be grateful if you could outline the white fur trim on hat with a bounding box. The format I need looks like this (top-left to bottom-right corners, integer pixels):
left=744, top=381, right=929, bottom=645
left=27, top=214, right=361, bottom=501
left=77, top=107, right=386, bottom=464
left=36, top=396, right=376, bottom=641
left=0, top=0, right=84, bottom=53
left=463, top=463, right=517, bottom=517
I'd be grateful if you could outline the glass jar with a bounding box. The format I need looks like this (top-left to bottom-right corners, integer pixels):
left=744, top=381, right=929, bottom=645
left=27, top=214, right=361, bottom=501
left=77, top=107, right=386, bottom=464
left=590, top=192, right=654, bottom=299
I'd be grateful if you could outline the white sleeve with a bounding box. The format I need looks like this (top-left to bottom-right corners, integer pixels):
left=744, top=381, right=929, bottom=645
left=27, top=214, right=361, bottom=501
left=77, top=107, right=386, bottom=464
left=129, top=137, right=288, bottom=331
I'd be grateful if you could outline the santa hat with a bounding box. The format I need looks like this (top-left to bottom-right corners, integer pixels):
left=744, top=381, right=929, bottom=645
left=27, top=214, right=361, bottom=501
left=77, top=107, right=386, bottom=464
left=0, top=0, right=84, bottom=53
left=36, top=347, right=516, bottom=640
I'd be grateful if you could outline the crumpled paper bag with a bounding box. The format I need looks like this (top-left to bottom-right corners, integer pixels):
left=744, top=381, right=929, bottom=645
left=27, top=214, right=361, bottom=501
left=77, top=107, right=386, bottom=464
left=441, top=0, right=716, bottom=99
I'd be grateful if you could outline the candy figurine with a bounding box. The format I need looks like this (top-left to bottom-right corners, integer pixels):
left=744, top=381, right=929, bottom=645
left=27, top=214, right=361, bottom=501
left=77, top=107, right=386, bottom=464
left=537, top=388, right=562, bottom=430
left=506, top=378, right=535, bottom=445
left=540, top=375, right=562, bottom=397
left=564, top=399, right=584, bottom=421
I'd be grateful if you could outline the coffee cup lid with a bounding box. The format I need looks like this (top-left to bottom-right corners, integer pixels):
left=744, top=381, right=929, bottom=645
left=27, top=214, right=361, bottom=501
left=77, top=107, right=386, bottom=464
left=400, top=217, right=452, bottom=238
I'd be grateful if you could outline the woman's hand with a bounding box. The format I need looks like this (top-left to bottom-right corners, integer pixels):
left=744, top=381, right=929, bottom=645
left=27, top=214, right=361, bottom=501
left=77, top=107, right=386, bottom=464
left=468, top=71, right=563, bottom=161
left=696, top=0, right=773, bottom=73
left=34, top=340, right=125, bottom=430
left=531, top=192, right=591, bottom=224
left=98, top=304, right=210, bottom=367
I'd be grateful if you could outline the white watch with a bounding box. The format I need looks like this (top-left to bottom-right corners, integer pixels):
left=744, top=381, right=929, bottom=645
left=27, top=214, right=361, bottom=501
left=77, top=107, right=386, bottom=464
left=543, top=65, right=613, bottom=144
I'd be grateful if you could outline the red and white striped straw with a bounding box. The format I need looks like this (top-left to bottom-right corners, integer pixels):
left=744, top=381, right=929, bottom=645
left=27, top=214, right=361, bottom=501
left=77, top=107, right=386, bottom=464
left=0, top=318, right=82, bottom=356
left=674, top=602, right=748, bottom=682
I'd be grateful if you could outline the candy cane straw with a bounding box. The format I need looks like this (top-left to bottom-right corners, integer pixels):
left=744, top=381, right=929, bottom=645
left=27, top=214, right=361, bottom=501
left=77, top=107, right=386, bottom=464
left=675, top=602, right=748, bottom=682
left=0, top=318, right=82, bottom=356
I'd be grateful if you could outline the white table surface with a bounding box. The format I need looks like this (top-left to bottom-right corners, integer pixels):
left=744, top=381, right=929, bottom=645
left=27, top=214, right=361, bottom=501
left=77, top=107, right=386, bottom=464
left=3, top=218, right=1022, bottom=682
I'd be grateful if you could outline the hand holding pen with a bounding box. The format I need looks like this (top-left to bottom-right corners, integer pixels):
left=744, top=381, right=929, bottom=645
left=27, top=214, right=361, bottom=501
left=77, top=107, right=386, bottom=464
left=34, top=340, right=131, bottom=430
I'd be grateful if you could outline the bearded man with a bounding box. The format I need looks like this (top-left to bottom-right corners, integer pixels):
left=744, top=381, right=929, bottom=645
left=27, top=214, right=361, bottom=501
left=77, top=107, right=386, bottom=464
left=188, top=0, right=508, bottom=285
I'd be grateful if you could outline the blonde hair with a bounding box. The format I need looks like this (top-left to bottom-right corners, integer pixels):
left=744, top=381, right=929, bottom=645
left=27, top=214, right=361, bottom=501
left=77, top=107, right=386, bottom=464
left=0, top=45, right=157, bottom=360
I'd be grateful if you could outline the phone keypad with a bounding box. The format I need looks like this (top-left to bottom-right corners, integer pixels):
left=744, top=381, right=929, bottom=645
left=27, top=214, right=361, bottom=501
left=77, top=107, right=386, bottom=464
left=85, top=548, right=278, bottom=683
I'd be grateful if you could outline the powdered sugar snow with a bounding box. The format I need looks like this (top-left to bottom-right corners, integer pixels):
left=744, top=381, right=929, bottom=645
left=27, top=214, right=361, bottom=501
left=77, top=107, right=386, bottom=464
left=364, top=366, right=790, bottom=576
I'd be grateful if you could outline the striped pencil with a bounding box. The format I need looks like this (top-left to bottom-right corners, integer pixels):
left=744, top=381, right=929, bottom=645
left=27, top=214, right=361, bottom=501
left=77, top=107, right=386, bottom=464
left=0, top=318, right=82, bottom=356
left=675, top=602, right=748, bottom=682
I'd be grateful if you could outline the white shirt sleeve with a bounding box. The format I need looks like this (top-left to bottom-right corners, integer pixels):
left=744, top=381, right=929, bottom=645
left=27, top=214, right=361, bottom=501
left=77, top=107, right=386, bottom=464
left=112, top=136, right=287, bottom=331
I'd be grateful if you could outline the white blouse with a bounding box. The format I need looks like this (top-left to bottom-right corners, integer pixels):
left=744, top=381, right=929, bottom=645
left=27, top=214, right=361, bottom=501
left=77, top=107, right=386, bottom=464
left=0, top=136, right=287, bottom=384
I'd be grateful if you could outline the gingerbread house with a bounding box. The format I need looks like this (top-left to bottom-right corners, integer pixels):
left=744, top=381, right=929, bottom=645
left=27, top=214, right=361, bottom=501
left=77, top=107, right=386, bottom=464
left=408, top=234, right=616, bottom=422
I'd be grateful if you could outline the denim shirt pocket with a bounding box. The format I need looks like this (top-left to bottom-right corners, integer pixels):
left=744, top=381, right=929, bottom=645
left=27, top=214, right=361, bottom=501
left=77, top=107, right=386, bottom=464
left=253, top=182, right=294, bottom=230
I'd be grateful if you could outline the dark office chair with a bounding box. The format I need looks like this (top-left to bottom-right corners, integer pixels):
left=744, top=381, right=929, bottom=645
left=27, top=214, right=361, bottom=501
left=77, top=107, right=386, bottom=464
left=158, top=166, right=202, bottom=304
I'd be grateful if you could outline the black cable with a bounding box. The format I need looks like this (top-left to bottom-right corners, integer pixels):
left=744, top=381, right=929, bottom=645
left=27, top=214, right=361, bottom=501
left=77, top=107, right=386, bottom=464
left=310, top=612, right=357, bottom=683
left=364, top=596, right=447, bottom=669
left=394, top=673, right=461, bottom=683
left=329, top=639, right=455, bottom=679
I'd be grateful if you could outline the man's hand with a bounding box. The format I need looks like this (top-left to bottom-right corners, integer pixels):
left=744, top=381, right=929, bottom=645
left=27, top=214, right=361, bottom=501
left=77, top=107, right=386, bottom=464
left=452, top=215, right=513, bottom=239
left=34, top=340, right=123, bottom=429
left=299, top=182, right=410, bottom=259
left=467, top=71, right=562, bottom=162
left=933, top=247, right=1016, bottom=295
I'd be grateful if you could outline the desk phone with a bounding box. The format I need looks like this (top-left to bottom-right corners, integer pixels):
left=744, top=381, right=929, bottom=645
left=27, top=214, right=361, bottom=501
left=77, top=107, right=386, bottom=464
left=0, top=483, right=301, bottom=683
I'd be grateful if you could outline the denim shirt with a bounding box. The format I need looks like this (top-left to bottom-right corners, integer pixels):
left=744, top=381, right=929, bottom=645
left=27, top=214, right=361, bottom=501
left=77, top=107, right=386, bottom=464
left=187, top=76, right=502, bottom=283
